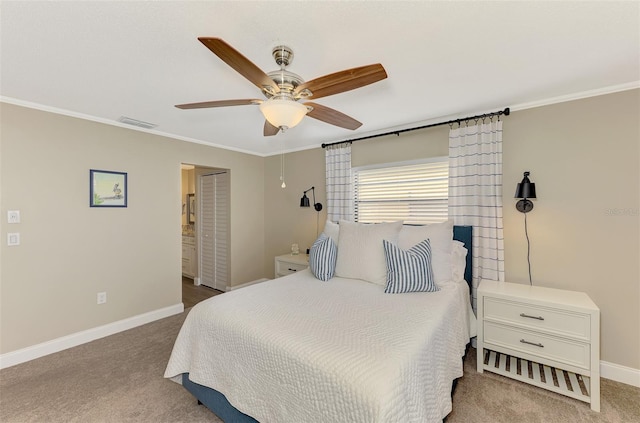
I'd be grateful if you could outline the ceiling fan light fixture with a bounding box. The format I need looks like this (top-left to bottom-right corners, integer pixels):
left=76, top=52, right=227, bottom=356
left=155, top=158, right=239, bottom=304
left=259, top=98, right=308, bottom=130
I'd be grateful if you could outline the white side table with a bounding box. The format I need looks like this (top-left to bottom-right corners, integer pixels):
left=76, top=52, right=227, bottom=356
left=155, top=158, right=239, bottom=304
left=477, top=279, right=600, bottom=411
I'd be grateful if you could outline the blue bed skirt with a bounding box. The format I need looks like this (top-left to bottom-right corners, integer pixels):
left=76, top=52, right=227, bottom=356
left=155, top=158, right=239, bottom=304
left=182, top=373, right=258, bottom=423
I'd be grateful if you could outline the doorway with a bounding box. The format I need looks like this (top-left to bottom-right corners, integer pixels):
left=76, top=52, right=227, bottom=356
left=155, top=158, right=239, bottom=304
left=180, top=164, right=230, bottom=294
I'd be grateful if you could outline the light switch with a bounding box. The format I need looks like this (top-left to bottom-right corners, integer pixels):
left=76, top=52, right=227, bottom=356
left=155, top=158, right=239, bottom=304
left=7, top=233, right=20, bottom=246
left=8, top=210, right=20, bottom=224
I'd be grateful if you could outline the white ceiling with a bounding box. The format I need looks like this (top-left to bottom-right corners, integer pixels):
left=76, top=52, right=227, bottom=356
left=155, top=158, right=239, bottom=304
left=1, top=1, right=638, bottom=157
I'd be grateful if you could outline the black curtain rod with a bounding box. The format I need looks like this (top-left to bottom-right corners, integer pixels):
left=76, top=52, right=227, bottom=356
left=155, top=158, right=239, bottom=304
left=321, top=107, right=510, bottom=149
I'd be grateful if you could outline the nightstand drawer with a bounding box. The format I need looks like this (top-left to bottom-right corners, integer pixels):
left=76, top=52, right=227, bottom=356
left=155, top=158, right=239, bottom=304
left=277, top=261, right=308, bottom=276
left=484, top=321, right=590, bottom=370
left=484, top=297, right=590, bottom=341
left=275, top=254, right=310, bottom=278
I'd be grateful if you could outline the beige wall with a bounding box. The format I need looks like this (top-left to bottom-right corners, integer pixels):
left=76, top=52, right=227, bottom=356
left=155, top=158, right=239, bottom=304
left=264, top=148, right=327, bottom=278
left=502, top=90, right=639, bottom=370
left=0, top=103, right=265, bottom=354
left=351, top=124, right=450, bottom=167
left=264, top=89, right=639, bottom=370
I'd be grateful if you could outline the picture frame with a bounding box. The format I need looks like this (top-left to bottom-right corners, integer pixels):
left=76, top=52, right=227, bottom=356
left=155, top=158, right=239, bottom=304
left=90, top=169, right=127, bottom=207
left=187, top=193, right=195, bottom=224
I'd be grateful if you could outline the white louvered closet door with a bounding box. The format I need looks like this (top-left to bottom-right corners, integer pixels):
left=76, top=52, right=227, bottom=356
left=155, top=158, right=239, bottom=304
left=199, top=171, right=229, bottom=291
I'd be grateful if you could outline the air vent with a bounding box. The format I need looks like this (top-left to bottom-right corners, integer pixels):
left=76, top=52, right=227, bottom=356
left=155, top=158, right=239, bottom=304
left=117, top=116, right=157, bottom=129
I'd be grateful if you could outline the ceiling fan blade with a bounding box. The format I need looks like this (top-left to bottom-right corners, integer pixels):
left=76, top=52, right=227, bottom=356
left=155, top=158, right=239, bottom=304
left=294, top=64, right=387, bottom=100
left=198, top=37, right=279, bottom=94
left=304, top=102, right=362, bottom=130
left=263, top=120, right=280, bottom=136
left=175, top=99, right=260, bottom=109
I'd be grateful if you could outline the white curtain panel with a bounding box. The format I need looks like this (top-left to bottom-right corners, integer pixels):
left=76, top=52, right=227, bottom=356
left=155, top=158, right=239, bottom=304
left=449, top=120, right=505, bottom=311
left=325, top=143, right=354, bottom=222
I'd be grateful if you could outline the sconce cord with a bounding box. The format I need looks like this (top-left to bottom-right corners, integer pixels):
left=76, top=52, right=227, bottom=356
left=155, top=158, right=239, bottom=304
left=524, top=210, right=532, bottom=285
left=311, top=187, right=319, bottom=237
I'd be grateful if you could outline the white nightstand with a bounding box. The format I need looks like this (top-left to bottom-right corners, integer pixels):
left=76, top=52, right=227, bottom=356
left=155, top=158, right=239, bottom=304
left=477, top=280, right=600, bottom=411
left=274, top=254, right=309, bottom=278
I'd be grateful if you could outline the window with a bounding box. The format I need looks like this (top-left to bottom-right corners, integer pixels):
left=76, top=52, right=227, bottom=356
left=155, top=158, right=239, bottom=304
left=353, top=158, right=448, bottom=224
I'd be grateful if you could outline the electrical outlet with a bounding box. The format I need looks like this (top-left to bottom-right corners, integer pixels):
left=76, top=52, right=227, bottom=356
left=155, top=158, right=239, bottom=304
left=97, top=292, right=107, bottom=304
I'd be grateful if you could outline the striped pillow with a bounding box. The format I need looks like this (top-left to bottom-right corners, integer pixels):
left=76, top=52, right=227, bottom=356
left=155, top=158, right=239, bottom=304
left=383, top=239, right=438, bottom=294
left=309, top=233, right=337, bottom=281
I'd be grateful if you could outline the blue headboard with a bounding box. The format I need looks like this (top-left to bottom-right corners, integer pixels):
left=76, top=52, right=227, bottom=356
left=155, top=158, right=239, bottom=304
left=453, top=225, right=473, bottom=290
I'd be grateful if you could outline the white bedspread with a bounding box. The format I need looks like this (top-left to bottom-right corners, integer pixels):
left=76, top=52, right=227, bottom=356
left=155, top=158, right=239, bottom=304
left=165, top=270, right=474, bottom=423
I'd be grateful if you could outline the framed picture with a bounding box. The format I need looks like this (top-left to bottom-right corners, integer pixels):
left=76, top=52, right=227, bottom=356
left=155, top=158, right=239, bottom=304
left=90, top=169, right=127, bottom=207
left=187, top=193, right=195, bottom=223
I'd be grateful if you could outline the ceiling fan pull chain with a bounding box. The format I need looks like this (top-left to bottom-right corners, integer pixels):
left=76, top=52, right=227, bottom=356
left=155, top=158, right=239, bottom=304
left=280, top=142, right=286, bottom=188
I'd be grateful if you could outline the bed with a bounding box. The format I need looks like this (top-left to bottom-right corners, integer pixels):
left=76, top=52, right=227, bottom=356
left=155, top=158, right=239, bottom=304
left=165, top=222, right=474, bottom=423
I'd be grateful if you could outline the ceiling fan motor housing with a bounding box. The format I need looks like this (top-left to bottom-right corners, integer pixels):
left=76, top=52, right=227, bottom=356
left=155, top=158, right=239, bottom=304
left=272, top=45, right=293, bottom=67
left=265, top=70, right=304, bottom=98
left=264, top=45, right=309, bottom=99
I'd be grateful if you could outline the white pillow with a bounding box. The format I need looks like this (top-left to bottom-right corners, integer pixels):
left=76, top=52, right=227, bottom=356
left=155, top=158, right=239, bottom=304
left=451, top=240, right=468, bottom=283
left=322, top=220, right=340, bottom=244
left=398, top=220, right=454, bottom=285
left=335, top=220, right=403, bottom=286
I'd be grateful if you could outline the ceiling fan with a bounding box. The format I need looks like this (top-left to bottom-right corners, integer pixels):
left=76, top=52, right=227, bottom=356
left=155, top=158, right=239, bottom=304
left=175, top=38, right=388, bottom=136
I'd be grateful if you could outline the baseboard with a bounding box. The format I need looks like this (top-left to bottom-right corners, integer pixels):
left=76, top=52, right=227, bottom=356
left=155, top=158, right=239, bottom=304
left=601, top=361, right=640, bottom=388
left=0, top=303, right=184, bottom=370
left=227, top=278, right=269, bottom=291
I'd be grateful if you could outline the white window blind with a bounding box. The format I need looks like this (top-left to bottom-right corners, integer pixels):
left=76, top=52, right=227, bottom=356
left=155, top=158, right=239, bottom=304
left=353, top=158, right=448, bottom=224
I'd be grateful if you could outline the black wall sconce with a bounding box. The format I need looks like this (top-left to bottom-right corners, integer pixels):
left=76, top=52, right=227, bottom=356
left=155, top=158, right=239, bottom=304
left=515, top=171, right=537, bottom=213
left=515, top=171, right=537, bottom=285
left=300, top=186, right=323, bottom=212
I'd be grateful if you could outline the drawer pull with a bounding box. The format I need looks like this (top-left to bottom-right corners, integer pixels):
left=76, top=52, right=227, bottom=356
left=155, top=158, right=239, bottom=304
left=520, top=339, right=544, bottom=348
left=520, top=313, right=544, bottom=321
left=288, top=268, right=298, bottom=272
